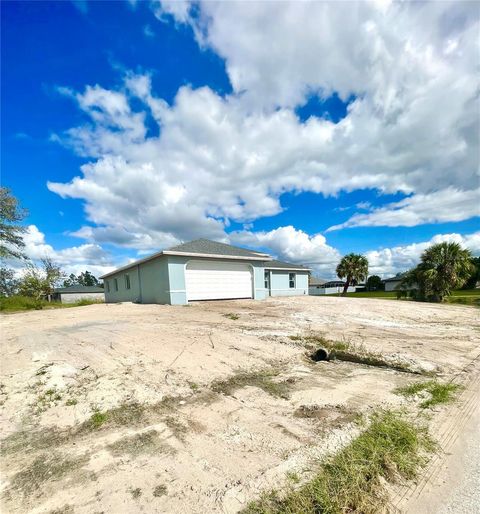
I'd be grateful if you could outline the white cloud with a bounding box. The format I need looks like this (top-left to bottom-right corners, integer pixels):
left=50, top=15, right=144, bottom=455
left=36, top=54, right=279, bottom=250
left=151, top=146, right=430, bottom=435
left=327, top=188, right=480, bottom=231
left=9, top=225, right=116, bottom=278
left=45, top=2, right=478, bottom=253
left=366, top=231, right=480, bottom=277
left=229, top=226, right=341, bottom=277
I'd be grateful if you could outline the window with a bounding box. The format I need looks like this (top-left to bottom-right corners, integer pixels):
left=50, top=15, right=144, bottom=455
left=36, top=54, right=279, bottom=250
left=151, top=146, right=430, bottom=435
left=289, top=273, right=296, bottom=289
left=106, top=280, right=110, bottom=293
left=114, top=278, right=118, bottom=291
left=125, top=274, right=131, bottom=290
left=264, top=271, right=270, bottom=289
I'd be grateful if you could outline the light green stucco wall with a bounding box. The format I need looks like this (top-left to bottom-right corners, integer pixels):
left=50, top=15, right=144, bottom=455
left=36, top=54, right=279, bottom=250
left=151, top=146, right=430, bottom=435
left=139, top=258, right=170, bottom=304
left=104, top=267, right=141, bottom=303
left=268, top=270, right=309, bottom=297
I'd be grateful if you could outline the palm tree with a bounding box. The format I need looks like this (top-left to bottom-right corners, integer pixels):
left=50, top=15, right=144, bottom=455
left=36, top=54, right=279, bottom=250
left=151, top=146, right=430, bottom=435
left=412, top=242, right=473, bottom=302
left=336, top=253, right=369, bottom=295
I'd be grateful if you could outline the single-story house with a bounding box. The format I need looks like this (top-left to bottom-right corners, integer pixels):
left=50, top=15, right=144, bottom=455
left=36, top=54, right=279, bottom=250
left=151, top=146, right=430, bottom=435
left=308, top=277, right=327, bottom=295
left=309, top=279, right=356, bottom=295
left=100, top=239, right=310, bottom=305
left=52, top=285, right=105, bottom=304
left=383, top=273, right=407, bottom=292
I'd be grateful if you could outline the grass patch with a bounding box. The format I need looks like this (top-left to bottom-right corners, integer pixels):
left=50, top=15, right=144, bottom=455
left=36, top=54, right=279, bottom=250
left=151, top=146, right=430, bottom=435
left=243, top=410, right=435, bottom=514
left=300, top=334, right=422, bottom=375
left=107, top=429, right=174, bottom=458
left=323, top=289, right=480, bottom=306
left=89, top=410, right=109, bottom=428
left=130, top=487, right=142, bottom=499
left=395, top=380, right=462, bottom=408
left=9, top=451, right=89, bottom=497
left=153, top=484, right=168, bottom=497
left=211, top=369, right=291, bottom=399
left=32, top=386, right=63, bottom=413
left=1, top=392, right=215, bottom=457
left=187, top=381, right=199, bottom=391
left=0, top=295, right=103, bottom=313
left=223, top=312, right=240, bottom=320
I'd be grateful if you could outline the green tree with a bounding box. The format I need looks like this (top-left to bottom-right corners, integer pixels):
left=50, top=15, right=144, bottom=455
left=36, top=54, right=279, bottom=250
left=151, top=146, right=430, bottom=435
left=18, top=263, right=48, bottom=300
left=78, top=270, right=100, bottom=286
left=463, top=256, right=480, bottom=289
left=63, top=270, right=101, bottom=287
left=336, top=253, right=369, bottom=295
left=366, top=275, right=383, bottom=291
left=18, top=259, right=64, bottom=300
left=63, top=273, right=78, bottom=287
left=0, top=267, right=19, bottom=297
left=0, top=187, right=28, bottom=260
left=398, top=242, right=474, bottom=302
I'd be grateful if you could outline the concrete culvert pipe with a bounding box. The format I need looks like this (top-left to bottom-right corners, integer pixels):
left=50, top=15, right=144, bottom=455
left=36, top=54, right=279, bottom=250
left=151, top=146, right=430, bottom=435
left=310, top=348, right=329, bottom=362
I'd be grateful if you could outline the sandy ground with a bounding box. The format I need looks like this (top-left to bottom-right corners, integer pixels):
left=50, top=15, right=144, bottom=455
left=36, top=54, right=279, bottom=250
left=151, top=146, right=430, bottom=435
left=0, top=296, right=479, bottom=513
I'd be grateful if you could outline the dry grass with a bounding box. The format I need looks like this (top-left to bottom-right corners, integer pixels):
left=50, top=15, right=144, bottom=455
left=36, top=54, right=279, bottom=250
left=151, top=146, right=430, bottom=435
left=8, top=451, right=89, bottom=498
left=211, top=368, right=291, bottom=399
left=295, top=334, right=427, bottom=375
left=107, top=429, right=175, bottom=458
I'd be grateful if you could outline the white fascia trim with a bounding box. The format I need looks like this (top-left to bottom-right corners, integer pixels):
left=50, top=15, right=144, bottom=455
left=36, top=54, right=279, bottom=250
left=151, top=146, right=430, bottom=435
left=163, top=251, right=271, bottom=261
left=266, top=267, right=311, bottom=271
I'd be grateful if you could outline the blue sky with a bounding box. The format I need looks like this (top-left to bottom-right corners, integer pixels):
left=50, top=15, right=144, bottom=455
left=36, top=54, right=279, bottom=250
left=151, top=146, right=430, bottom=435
left=2, top=1, right=479, bottom=278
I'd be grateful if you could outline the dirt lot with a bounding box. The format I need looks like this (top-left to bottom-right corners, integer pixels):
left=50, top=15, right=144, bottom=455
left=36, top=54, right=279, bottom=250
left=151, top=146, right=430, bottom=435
left=1, top=296, right=479, bottom=513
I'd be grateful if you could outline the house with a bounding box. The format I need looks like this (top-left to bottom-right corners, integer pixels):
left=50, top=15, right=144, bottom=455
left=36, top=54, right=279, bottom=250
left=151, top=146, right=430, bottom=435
left=383, top=273, right=407, bottom=292
left=52, top=285, right=104, bottom=304
left=308, top=277, right=327, bottom=295
left=309, top=279, right=356, bottom=295
left=100, top=239, right=310, bottom=305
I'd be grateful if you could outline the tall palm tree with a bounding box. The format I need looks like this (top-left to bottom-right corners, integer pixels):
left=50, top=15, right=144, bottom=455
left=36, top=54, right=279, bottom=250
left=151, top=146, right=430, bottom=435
left=414, top=242, right=473, bottom=302
left=336, top=253, right=369, bottom=295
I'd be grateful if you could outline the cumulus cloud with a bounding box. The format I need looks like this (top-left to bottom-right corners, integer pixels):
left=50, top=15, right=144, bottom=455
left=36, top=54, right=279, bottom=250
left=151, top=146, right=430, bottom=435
left=45, top=1, right=478, bottom=255
left=366, top=231, right=480, bottom=277
left=327, top=188, right=480, bottom=231
left=8, top=225, right=116, bottom=278
left=229, top=226, right=341, bottom=277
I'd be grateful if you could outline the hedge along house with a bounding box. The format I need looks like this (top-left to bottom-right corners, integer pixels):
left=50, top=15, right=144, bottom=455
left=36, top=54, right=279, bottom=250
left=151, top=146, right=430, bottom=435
left=100, top=239, right=310, bottom=305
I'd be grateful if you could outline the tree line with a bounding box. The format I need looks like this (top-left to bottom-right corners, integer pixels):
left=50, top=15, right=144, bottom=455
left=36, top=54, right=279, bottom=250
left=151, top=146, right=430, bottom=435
left=335, top=244, right=477, bottom=301
left=0, top=188, right=102, bottom=299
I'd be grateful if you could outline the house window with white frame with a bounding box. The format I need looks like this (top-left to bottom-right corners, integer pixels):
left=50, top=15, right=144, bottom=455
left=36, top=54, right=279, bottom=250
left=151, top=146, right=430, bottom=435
left=289, top=273, right=296, bottom=288
left=125, top=274, right=130, bottom=290
left=114, top=278, right=118, bottom=291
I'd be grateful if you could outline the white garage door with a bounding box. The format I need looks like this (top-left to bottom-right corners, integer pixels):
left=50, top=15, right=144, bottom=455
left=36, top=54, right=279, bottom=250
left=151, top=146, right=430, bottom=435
left=185, top=260, right=253, bottom=301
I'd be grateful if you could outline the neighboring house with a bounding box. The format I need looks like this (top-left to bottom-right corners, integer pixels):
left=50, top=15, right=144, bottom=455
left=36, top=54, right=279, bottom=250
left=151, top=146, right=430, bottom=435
left=52, top=285, right=104, bottom=304
left=100, top=239, right=310, bottom=305
left=310, top=279, right=356, bottom=295
left=309, top=277, right=327, bottom=295
left=383, top=273, right=408, bottom=292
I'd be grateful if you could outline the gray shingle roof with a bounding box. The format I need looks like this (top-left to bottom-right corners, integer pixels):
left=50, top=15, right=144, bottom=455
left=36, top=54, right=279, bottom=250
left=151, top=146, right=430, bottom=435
left=54, top=285, right=104, bottom=293
left=100, top=239, right=311, bottom=279
left=264, top=259, right=310, bottom=270
left=165, top=239, right=270, bottom=258
left=309, top=276, right=328, bottom=285
left=383, top=272, right=408, bottom=282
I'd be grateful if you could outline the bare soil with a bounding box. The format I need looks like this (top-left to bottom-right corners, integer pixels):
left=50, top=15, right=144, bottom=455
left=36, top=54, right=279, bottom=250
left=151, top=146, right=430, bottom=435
left=1, top=296, right=479, bottom=513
